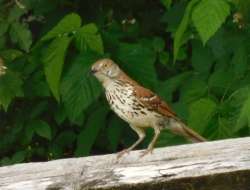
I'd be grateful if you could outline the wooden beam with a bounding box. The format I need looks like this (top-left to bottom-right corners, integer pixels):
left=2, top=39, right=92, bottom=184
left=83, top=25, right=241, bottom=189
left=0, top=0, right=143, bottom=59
left=0, top=137, right=250, bottom=190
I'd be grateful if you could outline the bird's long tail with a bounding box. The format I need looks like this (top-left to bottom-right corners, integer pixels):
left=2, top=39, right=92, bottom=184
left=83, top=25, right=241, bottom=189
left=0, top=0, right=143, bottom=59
left=166, top=118, right=207, bottom=143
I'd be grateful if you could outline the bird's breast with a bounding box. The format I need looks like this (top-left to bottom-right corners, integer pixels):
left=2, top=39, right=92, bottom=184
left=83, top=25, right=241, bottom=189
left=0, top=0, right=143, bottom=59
left=105, top=81, right=160, bottom=127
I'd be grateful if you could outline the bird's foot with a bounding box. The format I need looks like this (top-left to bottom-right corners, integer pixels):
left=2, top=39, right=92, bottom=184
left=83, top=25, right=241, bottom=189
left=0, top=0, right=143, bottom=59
left=140, top=148, right=153, bottom=158
left=117, top=149, right=130, bottom=159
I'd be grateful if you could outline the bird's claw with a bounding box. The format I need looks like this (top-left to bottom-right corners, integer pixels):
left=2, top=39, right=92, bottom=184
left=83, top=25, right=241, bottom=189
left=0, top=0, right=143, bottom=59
left=140, top=148, right=153, bottom=158
left=116, top=149, right=130, bottom=159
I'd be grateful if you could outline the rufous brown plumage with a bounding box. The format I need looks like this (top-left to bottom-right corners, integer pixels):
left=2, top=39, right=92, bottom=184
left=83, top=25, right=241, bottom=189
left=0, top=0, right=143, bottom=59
left=91, top=58, right=206, bottom=158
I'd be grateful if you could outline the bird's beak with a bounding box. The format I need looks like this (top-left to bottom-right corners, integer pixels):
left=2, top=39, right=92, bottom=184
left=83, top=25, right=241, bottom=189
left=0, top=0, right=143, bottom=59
left=88, top=68, right=96, bottom=77
left=89, top=68, right=97, bottom=76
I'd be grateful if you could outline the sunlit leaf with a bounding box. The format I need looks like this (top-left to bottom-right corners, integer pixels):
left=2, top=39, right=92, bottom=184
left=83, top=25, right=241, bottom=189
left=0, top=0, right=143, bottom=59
left=41, top=13, right=81, bottom=41
left=192, top=0, right=230, bottom=44
left=173, top=0, right=199, bottom=63
left=75, top=23, right=104, bottom=54
left=42, top=36, right=72, bottom=101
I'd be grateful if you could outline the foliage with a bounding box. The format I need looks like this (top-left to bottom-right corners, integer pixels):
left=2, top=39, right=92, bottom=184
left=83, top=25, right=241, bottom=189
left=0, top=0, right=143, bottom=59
left=0, top=0, right=250, bottom=166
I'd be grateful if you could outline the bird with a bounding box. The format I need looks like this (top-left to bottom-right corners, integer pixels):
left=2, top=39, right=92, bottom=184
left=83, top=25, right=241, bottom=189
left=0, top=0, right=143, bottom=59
left=91, top=58, right=206, bottom=158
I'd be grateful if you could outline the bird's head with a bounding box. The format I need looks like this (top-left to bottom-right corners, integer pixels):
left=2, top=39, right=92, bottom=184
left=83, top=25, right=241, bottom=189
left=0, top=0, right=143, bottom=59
left=91, top=58, right=121, bottom=84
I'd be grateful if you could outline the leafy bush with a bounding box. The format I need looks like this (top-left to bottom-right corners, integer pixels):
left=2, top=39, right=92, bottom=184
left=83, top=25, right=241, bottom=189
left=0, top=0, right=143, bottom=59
left=0, top=0, right=250, bottom=165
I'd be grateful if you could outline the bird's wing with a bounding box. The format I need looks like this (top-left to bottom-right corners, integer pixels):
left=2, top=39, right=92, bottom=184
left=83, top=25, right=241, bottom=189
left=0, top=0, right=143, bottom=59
left=133, top=85, right=176, bottom=118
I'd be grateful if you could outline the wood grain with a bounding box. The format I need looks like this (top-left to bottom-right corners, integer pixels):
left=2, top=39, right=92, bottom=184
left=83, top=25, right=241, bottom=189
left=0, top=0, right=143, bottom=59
left=0, top=137, right=250, bottom=190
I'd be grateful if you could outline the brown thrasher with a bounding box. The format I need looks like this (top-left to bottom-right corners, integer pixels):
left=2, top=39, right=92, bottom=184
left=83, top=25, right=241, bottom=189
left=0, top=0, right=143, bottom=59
left=91, top=58, right=206, bottom=158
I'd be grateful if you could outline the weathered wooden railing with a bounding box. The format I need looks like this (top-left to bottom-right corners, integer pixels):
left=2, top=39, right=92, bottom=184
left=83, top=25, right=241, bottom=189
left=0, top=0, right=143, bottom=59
left=0, top=137, right=250, bottom=190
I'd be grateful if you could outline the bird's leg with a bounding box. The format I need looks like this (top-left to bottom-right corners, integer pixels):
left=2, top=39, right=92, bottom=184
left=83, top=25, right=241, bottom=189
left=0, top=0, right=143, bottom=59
left=140, top=127, right=160, bottom=157
left=117, top=125, right=145, bottom=159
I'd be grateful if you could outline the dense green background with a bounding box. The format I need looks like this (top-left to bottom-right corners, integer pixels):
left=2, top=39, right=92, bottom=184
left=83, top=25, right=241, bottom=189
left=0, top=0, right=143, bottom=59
left=0, top=0, right=250, bottom=165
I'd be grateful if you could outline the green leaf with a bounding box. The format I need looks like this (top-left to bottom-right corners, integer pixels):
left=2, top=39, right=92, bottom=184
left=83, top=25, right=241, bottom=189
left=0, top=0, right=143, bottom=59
left=11, top=151, right=26, bottom=164
left=233, top=88, right=250, bottom=131
left=224, top=86, right=250, bottom=128
left=152, top=37, right=165, bottom=52
left=107, top=115, right=126, bottom=152
left=176, top=46, right=188, bottom=61
left=116, top=42, right=157, bottom=87
left=8, top=5, right=26, bottom=22
left=31, top=120, right=52, bottom=140
left=0, top=71, right=23, bottom=110
left=172, top=101, right=189, bottom=120
left=55, top=130, right=76, bottom=147
left=207, top=28, right=227, bottom=59
left=162, top=2, right=186, bottom=33
left=75, top=23, right=104, bottom=54
left=48, top=144, right=63, bottom=159
left=1, top=157, right=12, bottom=166
left=23, top=71, right=50, bottom=98
left=29, top=101, right=48, bottom=119
left=231, top=45, right=248, bottom=77
left=9, top=22, right=32, bottom=52
left=42, top=36, right=72, bottom=101
left=0, top=49, right=23, bottom=63
left=191, top=40, right=214, bottom=73
left=61, top=52, right=102, bottom=122
left=41, top=13, right=81, bottom=41
left=24, top=122, right=34, bottom=143
left=173, top=0, right=199, bottom=63
left=157, top=127, right=187, bottom=147
left=159, top=51, right=170, bottom=65
left=69, top=113, right=85, bottom=126
left=27, top=0, right=59, bottom=15
left=0, top=35, right=6, bottom=49
left=161, top=0, right=172, bottom=9
left=0, top=21, right=9, bottom=36
left=54, top=106, right=67, bottom=125
left=188, top=98, right=217, bottom=133
left=216, top=117, right=235, bottom=138
left=75, top=106, right=108, bottom=156
left=192, top=0, right=230, bottom=44
left=180, top=78, right=208, bottom=104
left=157, top=71, right=192, bottom=101
left=208, top=67, right=234, bottom=95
